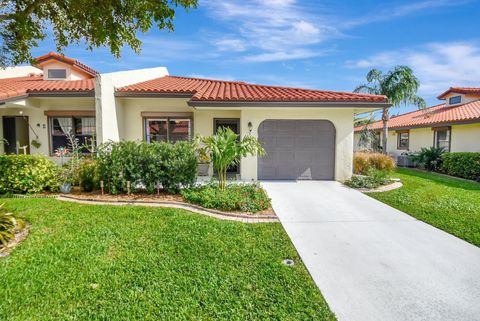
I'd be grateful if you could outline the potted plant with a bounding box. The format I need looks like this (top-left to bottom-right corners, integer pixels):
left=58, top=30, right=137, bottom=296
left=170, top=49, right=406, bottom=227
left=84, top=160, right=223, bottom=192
left=197, top=149, right=210, bottom=176
left=59, top=167, right=73, bottom=193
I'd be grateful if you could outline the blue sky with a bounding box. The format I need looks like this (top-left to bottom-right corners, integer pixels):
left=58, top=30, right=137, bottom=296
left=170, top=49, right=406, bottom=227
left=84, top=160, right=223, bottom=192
left=32, top=0, right=480, bottom=116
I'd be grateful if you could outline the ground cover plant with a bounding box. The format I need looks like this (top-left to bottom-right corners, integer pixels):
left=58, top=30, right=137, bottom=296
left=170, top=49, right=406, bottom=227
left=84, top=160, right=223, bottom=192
left=0, top=155, right=59, bottom=194
left=0, top=198, right=335, bottom=321
left=369, top=167, right=480, bottom=246
left=345, top=168, right=392, bottom=189
left=181, top=182, right=271, bottom=212
left=0, top=204, right=24, bottom=247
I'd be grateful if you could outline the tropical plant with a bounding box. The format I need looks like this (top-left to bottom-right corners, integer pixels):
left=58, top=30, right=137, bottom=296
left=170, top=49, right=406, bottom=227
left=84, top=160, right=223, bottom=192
left=196, top=128, right=265, bottom=190
left=354, top=66, right=426, bottom=153
left=408, top=146, right=445, bottom=171
left=356, top=112, right=381, bottom=152
left=0, top=0, right=198, bottom=67
left=0, top=203, right=24, bottom=247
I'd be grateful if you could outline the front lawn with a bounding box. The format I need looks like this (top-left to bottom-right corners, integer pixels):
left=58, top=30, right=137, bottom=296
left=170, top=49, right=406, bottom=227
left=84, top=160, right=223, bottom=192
left=369, top=168, right=480, bottom=246
left=0, top=199, right=334, bottom=321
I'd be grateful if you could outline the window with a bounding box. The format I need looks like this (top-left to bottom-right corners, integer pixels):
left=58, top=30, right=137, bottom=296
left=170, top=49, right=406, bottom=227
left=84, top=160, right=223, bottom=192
left=49, top=116, right=95, bottom=153
left=47, top=69, right=67, bottom=79
left=448, top=95, right=461, bottom=105
left=144, top=118, right=191, bottom=143
left=434, top=127, right=451, bottom=151
left=397, top=131, right=409, bottom=149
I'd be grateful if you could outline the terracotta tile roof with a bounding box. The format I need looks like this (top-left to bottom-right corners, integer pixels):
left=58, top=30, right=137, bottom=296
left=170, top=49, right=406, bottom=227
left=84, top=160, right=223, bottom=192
left=117, top=76, right=388, bottom=103
left=354, top=100, right=480, bottom=131
left=34, top=52, right=99, bottom=77
left=0, top=75, right=95, bottom=101
left=437, top=87, right=480, bottom=99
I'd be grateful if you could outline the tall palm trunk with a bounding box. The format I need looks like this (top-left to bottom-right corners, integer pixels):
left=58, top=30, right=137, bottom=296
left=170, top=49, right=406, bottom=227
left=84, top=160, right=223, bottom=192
left=382, top=107, right=390, bottom=154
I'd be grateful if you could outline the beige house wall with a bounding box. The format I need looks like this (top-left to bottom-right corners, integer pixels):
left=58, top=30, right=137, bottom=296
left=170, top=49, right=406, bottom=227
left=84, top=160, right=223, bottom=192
left=354, top=122, right=480, bottom=156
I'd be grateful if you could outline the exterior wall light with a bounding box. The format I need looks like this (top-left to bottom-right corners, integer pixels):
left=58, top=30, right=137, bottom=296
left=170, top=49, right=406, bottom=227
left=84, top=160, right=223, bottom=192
left=248, top=121, right=253, bottom=134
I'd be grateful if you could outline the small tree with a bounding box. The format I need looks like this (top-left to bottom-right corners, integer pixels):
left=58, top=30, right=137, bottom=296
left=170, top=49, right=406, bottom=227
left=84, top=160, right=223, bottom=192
left=197, top=128, right=265, bottom=190
left=354, top=66, right=425, bottom=154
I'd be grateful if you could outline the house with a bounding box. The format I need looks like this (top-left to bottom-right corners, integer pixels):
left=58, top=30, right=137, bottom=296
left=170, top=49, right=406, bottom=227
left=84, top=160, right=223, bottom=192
left=0, top=52, right=389, bottom=181
left=354, top=87, right=480, bottom=158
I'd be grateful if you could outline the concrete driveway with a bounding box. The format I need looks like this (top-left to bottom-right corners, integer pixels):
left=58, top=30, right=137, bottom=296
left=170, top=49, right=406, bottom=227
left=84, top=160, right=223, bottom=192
left=262, top=181, right=480, bottom=321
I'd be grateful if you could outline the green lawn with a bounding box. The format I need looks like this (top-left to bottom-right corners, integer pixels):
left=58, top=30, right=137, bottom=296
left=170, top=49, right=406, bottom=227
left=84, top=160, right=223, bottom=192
left=0, top=199, right=334, bottom=321
left=369, top=168, right=480, bottom=246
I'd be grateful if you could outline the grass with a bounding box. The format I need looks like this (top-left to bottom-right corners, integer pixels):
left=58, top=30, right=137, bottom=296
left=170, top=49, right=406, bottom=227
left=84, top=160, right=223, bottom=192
left=0, top=198, right=335, bottom=321
left=369, top=168, right=480, bottom=246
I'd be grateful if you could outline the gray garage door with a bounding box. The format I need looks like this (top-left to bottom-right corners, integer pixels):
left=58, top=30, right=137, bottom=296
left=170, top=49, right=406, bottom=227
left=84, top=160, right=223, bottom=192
left=258, top=120, right=335, bottom=180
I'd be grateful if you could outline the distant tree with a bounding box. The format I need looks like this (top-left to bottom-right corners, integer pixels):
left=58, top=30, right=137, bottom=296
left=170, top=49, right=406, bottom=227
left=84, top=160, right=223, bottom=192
left=354, top=66, right=425, bottom=154
left=0, top=0, right=197, bottom=67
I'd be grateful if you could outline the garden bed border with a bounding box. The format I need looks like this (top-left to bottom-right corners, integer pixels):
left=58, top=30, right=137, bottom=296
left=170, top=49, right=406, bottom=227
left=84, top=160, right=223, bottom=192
left=57, top=195, right=278, bottom=223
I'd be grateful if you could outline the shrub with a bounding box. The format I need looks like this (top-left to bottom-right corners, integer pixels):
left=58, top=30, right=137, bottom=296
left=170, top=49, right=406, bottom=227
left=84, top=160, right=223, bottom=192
left=345, top=168, right=392, bottom=189
left=0, top=155, right=59, bottom=194
left=96, top=141, right=197, bottom=194
left=0, top=203, right=25, bottom=247
left=408, top=146, right=445, bottom=171
left=181, top=182, right=271, bottom=213
left=78, top=158, right=98, bottom=192
left=353, top=152, right=396, bottom=175
left=441, top=152, right=480, bottom=181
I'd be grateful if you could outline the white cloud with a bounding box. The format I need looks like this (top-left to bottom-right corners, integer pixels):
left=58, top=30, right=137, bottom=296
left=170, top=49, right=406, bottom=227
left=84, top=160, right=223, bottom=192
left=347, top=42, right=480, bottom=95
left=203, top=0, right=332, bottom=62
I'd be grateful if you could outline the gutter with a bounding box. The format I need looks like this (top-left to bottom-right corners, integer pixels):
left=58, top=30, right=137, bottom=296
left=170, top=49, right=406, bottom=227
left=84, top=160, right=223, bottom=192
left=27, top=91, right=95, bottom=98
left=115, top=91, right=193, bottom=98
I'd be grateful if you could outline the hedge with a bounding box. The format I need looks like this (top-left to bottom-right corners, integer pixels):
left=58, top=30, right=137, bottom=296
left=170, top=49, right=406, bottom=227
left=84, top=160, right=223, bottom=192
left=0, top=155, right=59, bottom=194
left=441, top=152, right=480, bottom=181
left=96, top=141, right=198, bottom=194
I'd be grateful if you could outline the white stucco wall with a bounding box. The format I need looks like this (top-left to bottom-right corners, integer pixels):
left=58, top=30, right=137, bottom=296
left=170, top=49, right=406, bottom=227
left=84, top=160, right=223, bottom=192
left=95, top=67, right=169, bottom=143
left=41, top=61, right=91, bottom=80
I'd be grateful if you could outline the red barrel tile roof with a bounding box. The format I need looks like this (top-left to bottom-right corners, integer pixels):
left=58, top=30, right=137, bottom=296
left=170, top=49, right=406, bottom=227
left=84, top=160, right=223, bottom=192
left=354, top=100, right=480, bottom=131
left=438, top=87, right=480, bottom=99
left=34, top=52, right=99, bottom=76
left=0, top=75, right=95, bottom=101
left=118, top=76, right=388, bottom=103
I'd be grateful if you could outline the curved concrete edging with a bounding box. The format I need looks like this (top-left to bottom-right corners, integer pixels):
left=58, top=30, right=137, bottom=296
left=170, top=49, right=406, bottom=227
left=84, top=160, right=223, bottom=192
left=357, top=181, right=403, bottom=193
left=57, top=195, right=278, bottom=223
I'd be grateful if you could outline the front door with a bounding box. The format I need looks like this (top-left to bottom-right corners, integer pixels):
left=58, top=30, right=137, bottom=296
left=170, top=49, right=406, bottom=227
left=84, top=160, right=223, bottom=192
left=214, top=118, right=240, bottom=174
left=2, top=116, right=30, bottom=154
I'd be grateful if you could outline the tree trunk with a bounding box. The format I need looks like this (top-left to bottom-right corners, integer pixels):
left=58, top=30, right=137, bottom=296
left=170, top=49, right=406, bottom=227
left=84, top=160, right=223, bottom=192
left=382, top=107, right=390, bottom=154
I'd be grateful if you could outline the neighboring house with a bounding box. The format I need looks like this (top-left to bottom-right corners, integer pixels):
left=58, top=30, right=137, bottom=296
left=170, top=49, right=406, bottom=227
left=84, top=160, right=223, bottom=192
left=354, top=87, right=480, bottom=158
left=0, top=66, right=42, bottom=79
left=0, top=52, right=389, bottom=181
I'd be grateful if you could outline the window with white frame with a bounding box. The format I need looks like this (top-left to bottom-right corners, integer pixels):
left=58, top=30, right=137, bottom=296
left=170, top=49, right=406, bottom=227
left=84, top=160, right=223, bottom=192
left=448, top=95, right=461, bottom=105
left=47, top=69, right=67, bottom=79
left=49, top=116, right=95, bottom=153
left=434, top=127, right=451, bottom=151
left=144, top=118, right=191, bottom=143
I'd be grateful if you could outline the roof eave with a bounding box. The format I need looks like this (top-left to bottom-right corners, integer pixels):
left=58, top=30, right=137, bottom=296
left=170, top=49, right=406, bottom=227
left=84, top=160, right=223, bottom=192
left=187, top=100, right=391, bottom=108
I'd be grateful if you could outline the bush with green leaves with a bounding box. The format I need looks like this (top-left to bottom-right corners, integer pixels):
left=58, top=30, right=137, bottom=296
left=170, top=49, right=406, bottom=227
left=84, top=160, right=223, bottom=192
left=181, top=182, right=271, bottom=213
left=345, top=168, right=392, bottom=189
left=441, top=152, right=480, bottom=181
left=408, top=146, right=445, bottom=171
left=0, top=155, right=59, bottom=194
left=78, top=158, right=99, bottom=192
left=96, top=141, right=197, bottom=194
left=0, top=203, right=25, bottom=247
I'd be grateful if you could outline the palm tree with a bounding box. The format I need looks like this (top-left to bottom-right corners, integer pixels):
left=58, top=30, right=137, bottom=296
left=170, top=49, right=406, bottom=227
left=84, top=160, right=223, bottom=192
left=354, top=66, right=426, bottom=154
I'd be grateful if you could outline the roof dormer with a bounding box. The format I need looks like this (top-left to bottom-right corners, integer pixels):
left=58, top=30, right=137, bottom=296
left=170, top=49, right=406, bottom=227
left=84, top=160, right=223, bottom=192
left=33, top=52, right=98, bottom=81
left=438, top=87, right=480, bottom=106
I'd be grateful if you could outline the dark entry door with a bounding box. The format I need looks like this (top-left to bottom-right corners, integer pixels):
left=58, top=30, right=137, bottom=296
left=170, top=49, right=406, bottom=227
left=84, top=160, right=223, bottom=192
left=2, top=116, right=30, bottom=154
left=214, top=118, right=240, bottom=174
